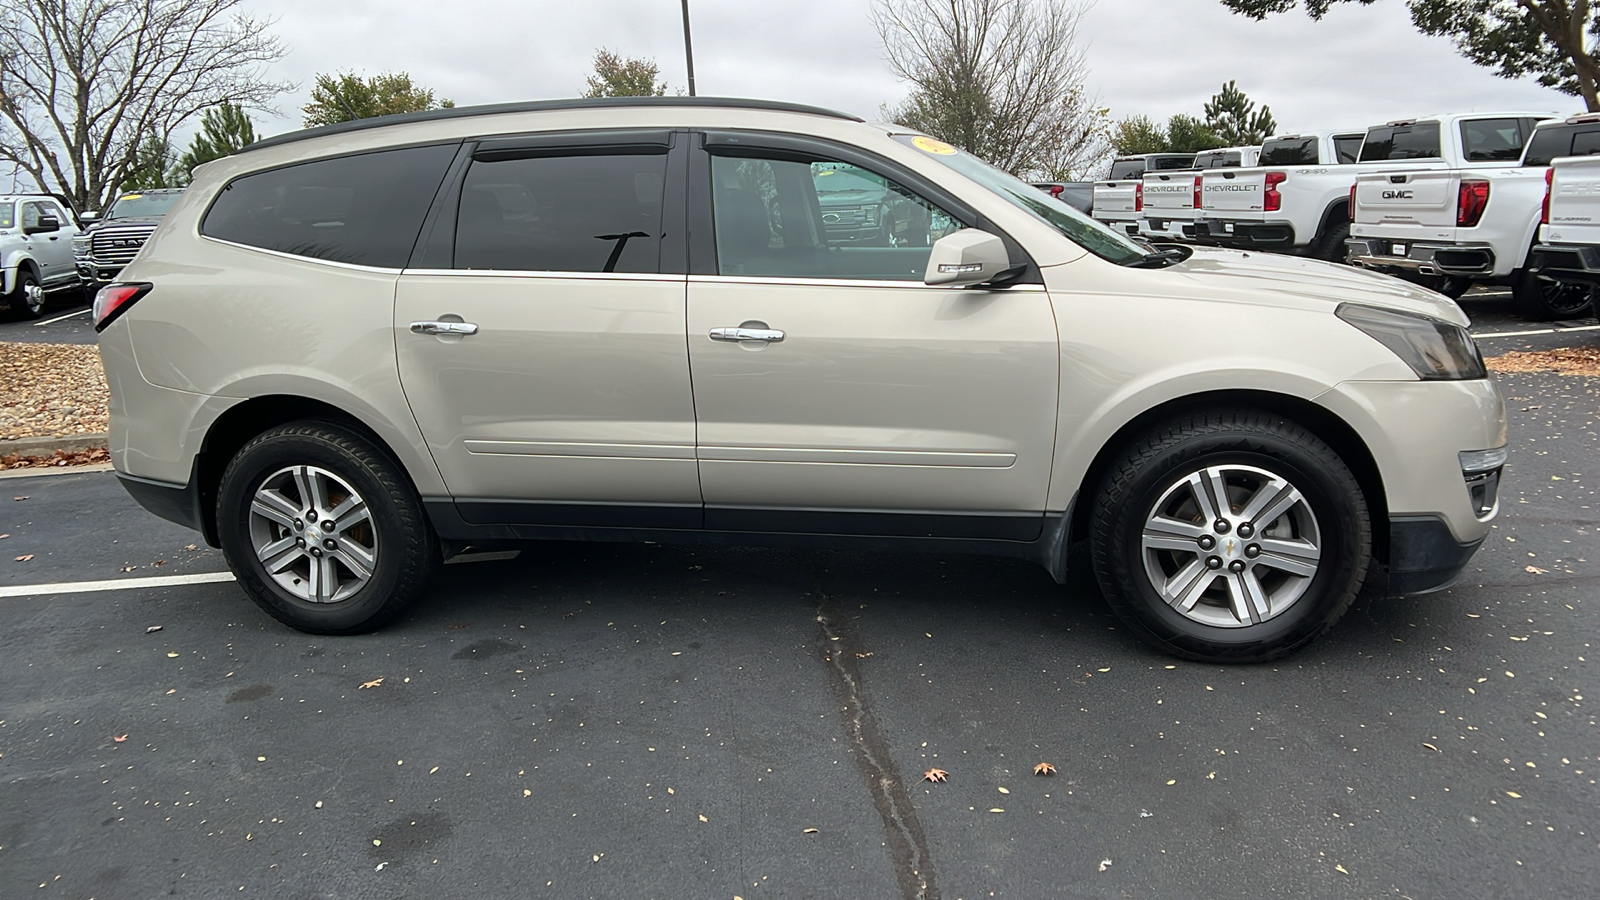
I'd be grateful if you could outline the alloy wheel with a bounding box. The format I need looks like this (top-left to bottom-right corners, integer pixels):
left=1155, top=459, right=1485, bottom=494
left=247, top=465, right=377, bottom=603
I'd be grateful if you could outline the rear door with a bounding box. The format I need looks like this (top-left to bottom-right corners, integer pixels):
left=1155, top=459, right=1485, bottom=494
left=684, top=132, right=1059, bottom=540
left=394, top=130, right=703, bottom=530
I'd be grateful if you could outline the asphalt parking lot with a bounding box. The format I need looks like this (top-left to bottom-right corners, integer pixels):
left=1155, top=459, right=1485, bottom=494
left=1, top=304, right=1596, bottom=899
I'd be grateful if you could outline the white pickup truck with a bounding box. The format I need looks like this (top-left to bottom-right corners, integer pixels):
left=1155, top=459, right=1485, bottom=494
left=1528, top=147, right=1600, bottom=315
left=1192, top=129, right=1365, bottom=260
left=1092, top=152, right=1196, bottom=237
left=1138, top=146, right=1261, bottom=243
left=1342, top=112, right=1590, bottom=317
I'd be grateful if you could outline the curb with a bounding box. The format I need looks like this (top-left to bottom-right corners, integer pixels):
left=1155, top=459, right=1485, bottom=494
left=0, top=433, right=109, bottom=457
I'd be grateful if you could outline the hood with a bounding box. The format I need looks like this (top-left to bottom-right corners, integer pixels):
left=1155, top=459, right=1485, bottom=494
left=89, top=215, right=166, bottom=231
left=1161, top=246, right=1470, bottom=326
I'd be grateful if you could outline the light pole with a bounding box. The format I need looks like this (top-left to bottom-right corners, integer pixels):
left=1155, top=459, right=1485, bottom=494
left=680, top=0, right=697, bottom=97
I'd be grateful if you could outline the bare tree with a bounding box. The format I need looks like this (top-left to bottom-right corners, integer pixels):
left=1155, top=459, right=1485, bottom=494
left=0, top=0, right=289, bottom=212
left=875, top=0, right=1109, bottom=180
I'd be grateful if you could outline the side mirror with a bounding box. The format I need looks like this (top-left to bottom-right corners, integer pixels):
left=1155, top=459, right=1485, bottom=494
left=26, top=215, right=60, bottom=235
left=923, top=228, right=1011, bottom=286
left=79, top=211, right=101, bottom=224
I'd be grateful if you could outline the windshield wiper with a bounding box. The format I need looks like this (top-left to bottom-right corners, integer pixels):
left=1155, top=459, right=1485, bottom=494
left=1126, top=247, right=1186, bottom=268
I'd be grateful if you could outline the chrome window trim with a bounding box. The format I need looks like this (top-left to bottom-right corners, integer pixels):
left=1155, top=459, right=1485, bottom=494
left=689, top=275, right=1047, bottom=291
left=199, top=235, right=407, bottom=275
left=401, top=268, right=687, bottom=283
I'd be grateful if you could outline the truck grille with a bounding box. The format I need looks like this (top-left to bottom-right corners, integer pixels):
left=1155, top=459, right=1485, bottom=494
left=89, top=224, right=156, bottom=266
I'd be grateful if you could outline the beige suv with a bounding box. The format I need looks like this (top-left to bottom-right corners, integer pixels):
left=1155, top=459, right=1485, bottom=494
left=94, top=98, right=1507, bottom=662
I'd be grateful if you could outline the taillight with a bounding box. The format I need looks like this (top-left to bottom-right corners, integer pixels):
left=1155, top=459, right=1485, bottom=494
left=1541, top=168, right=1554, bottom=224
left=1134, top=182, right=1143, bottom=212
left=92, top=282, right=152, bottom=332
left=1457, top=180, right=1490, bottom=228
left=1049, top=184, right=1064, bottom=198
left=1264, top=171, right=1287, bottom=212
left=1193, top=176, right=1202, bottom=209
left=1348, top=184, right=1357, bottom=221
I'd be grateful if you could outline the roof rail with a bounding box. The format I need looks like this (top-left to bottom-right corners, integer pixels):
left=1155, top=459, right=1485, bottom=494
left=243, top=96, right=864, bottom=154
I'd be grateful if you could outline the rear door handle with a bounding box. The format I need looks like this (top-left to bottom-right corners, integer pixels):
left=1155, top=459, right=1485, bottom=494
left=410, top=320, right=479, bottom=336
left=709, top=326, right=784, bottom=343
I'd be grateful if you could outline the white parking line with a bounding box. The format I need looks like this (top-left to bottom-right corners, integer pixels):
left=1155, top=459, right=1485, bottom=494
left=33, top=307, right=91, bottom=326
left=0, top=570, right=235, bottom=599
left=1474, top=324, right=1600, bottom=339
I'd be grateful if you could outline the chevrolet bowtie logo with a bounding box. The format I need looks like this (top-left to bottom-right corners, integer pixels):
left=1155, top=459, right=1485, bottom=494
left=1226, top=539, right=1236, bottom=555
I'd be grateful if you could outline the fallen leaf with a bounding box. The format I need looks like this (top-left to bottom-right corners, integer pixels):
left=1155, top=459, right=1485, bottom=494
left=374, top=862, right=387, bottom=871
left=802, top=828, right=819, bottom=834
left=359, top=678, right=384, bottom=689
left=373, top=839, right=381, bottom=847
left=165, top=688, right=176, bottom=695
left=14, top=554, right=33, bottom=562
left=314, top=800, right=323, bottom=809
left=1526, top=565, right=1548, bottom=575
left=257, top=756, right=266, bottom=761
left=13, top=496, right=28, bottom=501
left=184, top=544, right=198, bottom=551
left=997, top=786, right=1010, bottom=794
left=922, top=768, right=948, bottom=784
left=1098, top=859, right=1112, bottom=872
left=988, top=808, right=1005, bottom=813
left=523, top=789, right=531, bottom=797
left=698, top=814, right=708, bottom=822
left=1033, top=762, right=1057, bottom=776
left=145, top=625, right=163, bottom=634
left=113, top=734, right=128, bottom=743
left=166, top=652, right=179, bottom=658
left=0, top=533, right=9, bottom=539
left=855, top=652, right=873, bottom=658
left=1097, top=667, right=1111, bottom=673
left=1335, top=864, right=1349, bottom=875
left=1166, top=779, right=1177, bottom=785
left=1506, top=791, right=1522, bottom=798
left=1423, top=743, right=1440, bottom=753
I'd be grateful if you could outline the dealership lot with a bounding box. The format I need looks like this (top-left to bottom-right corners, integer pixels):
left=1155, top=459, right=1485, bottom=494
left=0, top=360, right=1593, bottom=899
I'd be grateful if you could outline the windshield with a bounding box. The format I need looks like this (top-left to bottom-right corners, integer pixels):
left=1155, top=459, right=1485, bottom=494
left=893, top=134, right=1147, bottom=265
left=813, top=165, right=885, bottom=194
left=107, top=191, right=182, bottom=220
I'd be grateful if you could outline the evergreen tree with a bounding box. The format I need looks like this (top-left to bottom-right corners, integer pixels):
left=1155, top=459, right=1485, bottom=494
left=1204, top=81, right=1277, bottom=146
left=176, top=103, right=257, bottom=178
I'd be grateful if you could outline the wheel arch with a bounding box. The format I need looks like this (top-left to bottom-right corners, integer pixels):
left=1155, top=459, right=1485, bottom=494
left=193, top=395, right=412, bottom=547
left=1318, top=195, right=1350, bottom=239
left=3, top=254, right=40, bottom=295
left=1066, top=389, right=1391, bottom=564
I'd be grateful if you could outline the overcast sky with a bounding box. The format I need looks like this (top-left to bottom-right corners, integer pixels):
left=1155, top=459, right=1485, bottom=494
left=239, top=0, right=1579, bottom=144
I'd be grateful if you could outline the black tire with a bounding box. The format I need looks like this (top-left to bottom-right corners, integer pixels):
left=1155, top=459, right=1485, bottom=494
left=6, top=268, right=46, bottom=320
left=1311, top=220, right=1350, bottom=264
left=1400, top=272, right=1472, bottom=299
left=1511, top=267, right=1595, bottom=321
left=217, top=421, right=440, bottom=634
left=1089, top=409, right=1370, bottom=663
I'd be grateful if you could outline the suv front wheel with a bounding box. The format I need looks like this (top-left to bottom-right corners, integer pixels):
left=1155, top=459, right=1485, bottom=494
left=217, top=421, right=440, bottom=634
left=1090, top=410, right=1370, bottom=663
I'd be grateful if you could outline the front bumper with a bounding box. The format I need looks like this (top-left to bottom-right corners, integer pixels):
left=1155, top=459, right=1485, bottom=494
left=1346, top=238, right=1496, bottom=277
left=1387, top=515, right=1486, bottom=595
left=1527, top=243, right=1600, bottom=286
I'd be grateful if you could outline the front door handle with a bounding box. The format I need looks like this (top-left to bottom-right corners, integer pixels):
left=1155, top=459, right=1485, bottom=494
left=709, top=326, right=784, bottom=343
left=410, top=320, right=479, bottom=336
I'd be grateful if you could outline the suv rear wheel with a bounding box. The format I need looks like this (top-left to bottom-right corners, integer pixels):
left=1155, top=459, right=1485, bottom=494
left=217, top=421, right=440, bottom=634
left=1090, top=410, right=1370, bottom=663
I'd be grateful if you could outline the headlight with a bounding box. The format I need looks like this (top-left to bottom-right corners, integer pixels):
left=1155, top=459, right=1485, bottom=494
left=1335, top=303, right=1486, bottom=380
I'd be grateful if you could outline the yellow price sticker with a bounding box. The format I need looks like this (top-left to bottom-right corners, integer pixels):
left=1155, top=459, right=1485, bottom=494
left=911, top=136, right=957, bottom=155
left=121, top=194, right=143, bottom=201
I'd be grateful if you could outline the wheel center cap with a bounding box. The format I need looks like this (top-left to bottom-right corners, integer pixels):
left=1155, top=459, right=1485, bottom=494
left=1221, top=536, right=1242, bottom=560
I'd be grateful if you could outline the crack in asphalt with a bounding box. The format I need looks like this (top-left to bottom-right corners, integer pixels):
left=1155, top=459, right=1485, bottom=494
left=815, top=590, right=940, bottom=900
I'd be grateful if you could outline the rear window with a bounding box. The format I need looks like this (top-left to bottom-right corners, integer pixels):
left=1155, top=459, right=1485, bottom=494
left=1333, top=135, right=1363, bottom=164
left=1461, top=118, right=1529, bottom=162
left=1259, top=138, right=1318, bottom=166
left=202, top=144, right=456, bottom=269
left=1360, top=123, right=1441, bottom=162
left=1193, top=151, right=1243, bottom=169
left=1521, top=124, right=1600, bottom=166
left=1107, top=159, right=1146, bottom=180
left=1150, top=155, right=1196, bottom=171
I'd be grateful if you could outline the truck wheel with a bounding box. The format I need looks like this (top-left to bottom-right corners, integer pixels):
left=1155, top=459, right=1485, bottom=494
left=1089, top=409, right=1370, bottom=663
left=1512, top=267, right=1595, bottom=320
left=1311, top=221, right=1350, bottom=263
left=6, top=269, right=46, bottom=320
left=217, top=421, right=440, bottom=634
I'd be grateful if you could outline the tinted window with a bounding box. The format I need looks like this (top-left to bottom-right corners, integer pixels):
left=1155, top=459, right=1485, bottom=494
left=710, top=155, right=963, bottom=281
left=1108, top=159, right=1146, bottom=180
left=1360, top=123, right=1441, bottom=161
left=454, top=154, right=666, bottom=273
left=203, top=145, right=455, bottom=268
left=1333, top=135, right=1363, bottom=164
left=1521, top=125, right=1600, bottom=166
left=1151, top=155, right=1196, bottom=171
left=1461, top=118, right=1528, bottom=162
left=1260, top=138, right=1318, bottom=166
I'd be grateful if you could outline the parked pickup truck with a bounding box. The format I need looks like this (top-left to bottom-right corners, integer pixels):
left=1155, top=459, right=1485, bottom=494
left=1528, top=148, right=1600, bottom=311
left=1138, top=146, right=1261, bottom=243
left=1093, top=153, right=1196, bottom=237
left=1346, top=113, right=1599, bottom=319
left=1192, top=129, right=1365, bottom=260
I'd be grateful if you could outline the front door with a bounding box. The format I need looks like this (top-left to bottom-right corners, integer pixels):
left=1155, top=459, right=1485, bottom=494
left=21, top=200, right=72, bottom=286
left=686, top=137, right=1059, bottom=540
left=395, top=132, right=702, bottom=530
